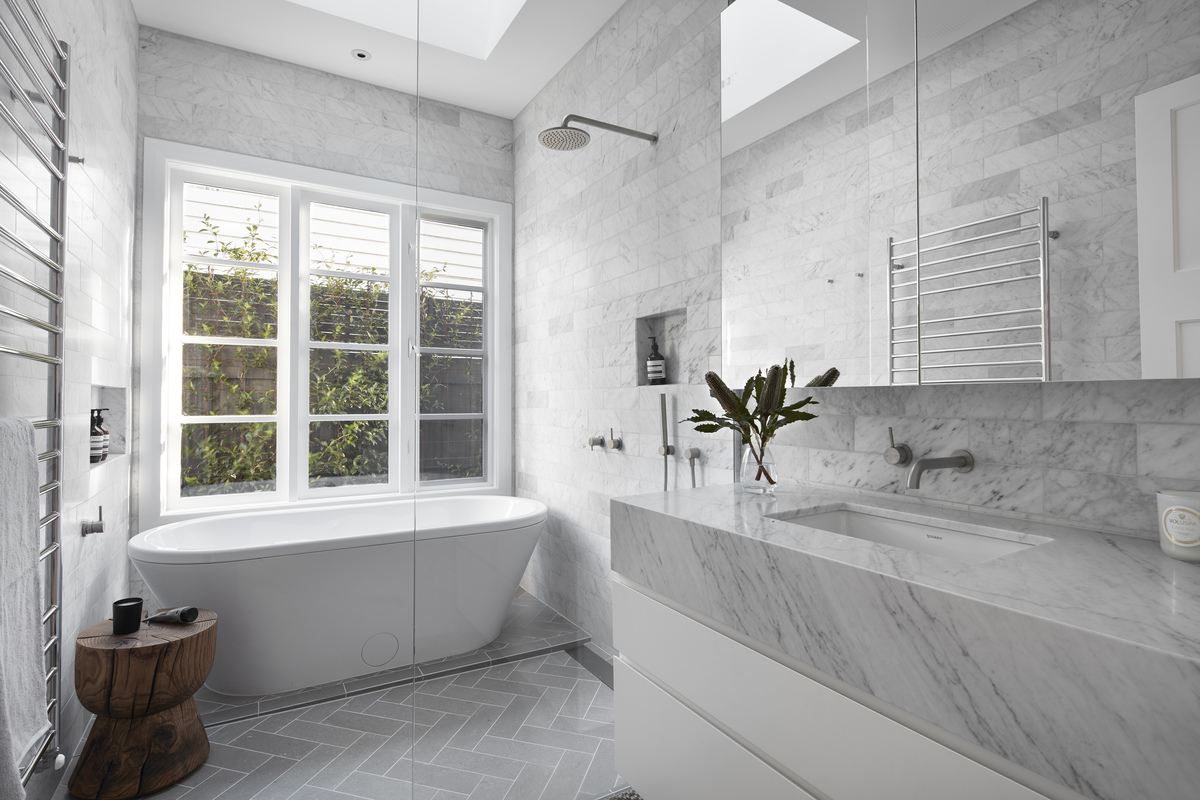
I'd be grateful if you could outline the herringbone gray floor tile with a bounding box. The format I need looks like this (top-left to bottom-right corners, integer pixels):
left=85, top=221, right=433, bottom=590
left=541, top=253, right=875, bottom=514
left=112, top=652, right=626, bottom=800
left=196, top=592, right=589, bottom=728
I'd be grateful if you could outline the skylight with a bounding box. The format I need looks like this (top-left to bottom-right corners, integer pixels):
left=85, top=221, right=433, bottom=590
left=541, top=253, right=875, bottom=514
left=283, top=0, right=530, bottom=61
left=721, top=0, right=859, bottom=122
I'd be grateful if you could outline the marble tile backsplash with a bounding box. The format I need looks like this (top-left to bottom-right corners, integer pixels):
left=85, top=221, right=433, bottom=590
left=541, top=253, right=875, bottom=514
left=513, top=0, right=727, bottom=651
left=769, top=378, right=1200, bottom=539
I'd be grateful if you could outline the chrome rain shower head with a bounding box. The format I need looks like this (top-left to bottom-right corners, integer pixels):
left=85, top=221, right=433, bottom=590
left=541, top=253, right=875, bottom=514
left=538, top=114, right=657, bottom=151
left=539, top=125, right=591, bottom=151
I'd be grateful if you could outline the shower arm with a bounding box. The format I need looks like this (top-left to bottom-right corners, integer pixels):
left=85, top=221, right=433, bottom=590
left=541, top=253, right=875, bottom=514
left=561, top=114, right=658, bottom=144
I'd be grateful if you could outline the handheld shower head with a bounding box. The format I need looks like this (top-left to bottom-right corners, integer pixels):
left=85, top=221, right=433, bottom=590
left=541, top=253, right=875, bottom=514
left=538, top=114, right=657, bottom=151
left=539, top=125, right=591, bottom=151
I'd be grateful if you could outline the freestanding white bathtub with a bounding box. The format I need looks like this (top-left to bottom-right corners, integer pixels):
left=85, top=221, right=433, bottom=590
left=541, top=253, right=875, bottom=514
left=128, top=496, right=547, bottom=696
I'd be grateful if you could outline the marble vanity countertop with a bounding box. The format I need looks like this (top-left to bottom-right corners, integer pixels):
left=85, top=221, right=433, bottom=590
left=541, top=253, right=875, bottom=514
left=611, top=484, right=1200, bottom=800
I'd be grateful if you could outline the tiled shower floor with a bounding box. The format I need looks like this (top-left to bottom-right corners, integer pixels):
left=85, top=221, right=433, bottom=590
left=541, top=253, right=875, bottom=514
left=160, top=653, right=625, bottom=800
left=196, top=592, right=591, bottom=727
left=59, top=652, right=627, bottom=800
left=58, top=593, right=629, bottom=800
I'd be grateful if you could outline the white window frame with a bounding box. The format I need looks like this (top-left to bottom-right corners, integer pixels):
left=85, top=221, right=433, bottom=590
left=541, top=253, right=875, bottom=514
left=139, top=139, right=513, bottom=529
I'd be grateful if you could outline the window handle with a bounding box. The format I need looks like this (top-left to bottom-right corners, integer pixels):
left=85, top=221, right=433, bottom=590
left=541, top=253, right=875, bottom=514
left=409, top=338, right=418, bottom=357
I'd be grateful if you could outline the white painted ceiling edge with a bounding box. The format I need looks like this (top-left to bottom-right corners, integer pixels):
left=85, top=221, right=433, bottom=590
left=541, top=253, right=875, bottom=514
left=131, top=0, right=626, bottom=120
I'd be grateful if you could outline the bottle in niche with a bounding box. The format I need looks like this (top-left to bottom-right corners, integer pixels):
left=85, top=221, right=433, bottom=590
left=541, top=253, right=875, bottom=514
left=646, top=337, right=666, bottom=385
left=97, top=408, right=110, bottom=462
left=89, top=410, right=104, bottom=464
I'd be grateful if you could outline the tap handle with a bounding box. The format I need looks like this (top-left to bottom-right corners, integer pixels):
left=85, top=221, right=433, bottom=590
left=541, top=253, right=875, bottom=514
left=607, top=428, right=623, bottom=451
left=883, top=427, right=913, bottom=467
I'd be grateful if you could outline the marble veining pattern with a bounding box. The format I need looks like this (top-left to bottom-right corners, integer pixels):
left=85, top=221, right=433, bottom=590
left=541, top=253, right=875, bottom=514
left=612, top=485, right=1200, bottom=800
left=769, top=379, right=1200, bottom=541
left=722, top=0, right=1200, bottom=384
left=513, top=0, right=728, bottom=651
left=137, top=28, right=515, bottom=204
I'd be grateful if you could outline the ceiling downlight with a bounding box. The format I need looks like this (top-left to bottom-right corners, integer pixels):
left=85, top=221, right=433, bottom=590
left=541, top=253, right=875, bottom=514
left=351, top=48, right=371, bottom=61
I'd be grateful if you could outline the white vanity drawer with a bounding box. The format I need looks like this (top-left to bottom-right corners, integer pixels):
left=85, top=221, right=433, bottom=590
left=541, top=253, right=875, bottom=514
left=613, top=579, right=1048, bottom=800
left=615, top=659, right=818, bottom=800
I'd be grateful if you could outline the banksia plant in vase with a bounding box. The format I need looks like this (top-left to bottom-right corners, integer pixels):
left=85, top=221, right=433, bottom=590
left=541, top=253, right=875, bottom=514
left=684, top=360, right=823, bottom=494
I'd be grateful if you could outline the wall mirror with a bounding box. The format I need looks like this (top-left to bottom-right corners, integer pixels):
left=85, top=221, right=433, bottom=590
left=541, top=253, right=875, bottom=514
left=721, top=0, right=1200, bottom=385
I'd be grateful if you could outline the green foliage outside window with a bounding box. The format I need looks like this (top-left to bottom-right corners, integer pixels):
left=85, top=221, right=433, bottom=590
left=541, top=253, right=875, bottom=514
left=181, top=210, right=484, bottom=496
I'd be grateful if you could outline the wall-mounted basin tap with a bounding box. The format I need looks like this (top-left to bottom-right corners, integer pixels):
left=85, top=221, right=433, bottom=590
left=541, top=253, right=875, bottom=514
left=588, top=434, right=605, bottom=450
left=906, top=450, right=973, bottom=489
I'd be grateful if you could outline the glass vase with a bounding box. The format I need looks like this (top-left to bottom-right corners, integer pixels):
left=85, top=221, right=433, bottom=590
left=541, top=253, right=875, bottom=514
left=740, top=444, right=778, bottom=494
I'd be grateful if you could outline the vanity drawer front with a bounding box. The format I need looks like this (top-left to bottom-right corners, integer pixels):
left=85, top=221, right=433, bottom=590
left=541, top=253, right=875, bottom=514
left=613, top=579, right=1048, bottom=800
left=615, top=659, right=817, bottom=800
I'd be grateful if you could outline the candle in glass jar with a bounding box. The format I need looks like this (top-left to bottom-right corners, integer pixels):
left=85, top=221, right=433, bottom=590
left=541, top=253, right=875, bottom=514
left=1158, top=491, right=1200, bottom=563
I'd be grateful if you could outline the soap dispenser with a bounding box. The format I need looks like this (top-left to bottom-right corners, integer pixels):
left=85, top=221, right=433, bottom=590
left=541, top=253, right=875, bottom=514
left=89, top=410, right=104, bottom=464
left=96, top=408, right=110, bottom=462
left=646, top=337, right=666, bottom=385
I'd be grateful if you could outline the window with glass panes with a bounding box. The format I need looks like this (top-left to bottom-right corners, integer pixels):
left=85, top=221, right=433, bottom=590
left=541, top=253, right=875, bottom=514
left=163, top=167, right=496, bottom=509
left=418, top=218, right=487, bottom=482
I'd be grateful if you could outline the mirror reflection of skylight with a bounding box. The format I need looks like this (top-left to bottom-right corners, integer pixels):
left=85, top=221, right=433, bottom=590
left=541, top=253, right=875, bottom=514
left=282, top=0, right=529, bottom=61
left=721, top=0, right=859, bottom=121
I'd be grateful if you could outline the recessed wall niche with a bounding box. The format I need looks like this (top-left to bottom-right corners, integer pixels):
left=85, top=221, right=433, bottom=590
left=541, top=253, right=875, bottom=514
left=90, top=385, right=127, bottom=464
left=636, top=310, right=687, bottom=386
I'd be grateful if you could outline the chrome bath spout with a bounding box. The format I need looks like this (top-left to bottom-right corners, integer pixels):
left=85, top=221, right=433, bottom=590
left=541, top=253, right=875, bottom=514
left=905, top=450, right=973, bottom=489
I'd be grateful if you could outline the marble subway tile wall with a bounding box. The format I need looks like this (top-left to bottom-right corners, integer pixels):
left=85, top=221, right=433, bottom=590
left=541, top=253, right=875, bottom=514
left=136, top=28, right=514, bottom=203
left=513, top=0, right=727, bottom=650
left=722, top=66, right=916, bottom=388
left=4, top=3, right=140, bottom=799
left=769, top=378, right=1200, bottom=540
left=723, top=0, right=1200, bottom=385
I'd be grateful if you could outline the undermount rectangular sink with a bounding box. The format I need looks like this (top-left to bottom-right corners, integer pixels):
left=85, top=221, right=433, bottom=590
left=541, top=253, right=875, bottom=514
left=767, top=505, right=1053, bottom=563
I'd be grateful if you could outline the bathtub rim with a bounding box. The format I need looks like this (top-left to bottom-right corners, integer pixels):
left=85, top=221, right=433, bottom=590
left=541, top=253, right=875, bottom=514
left=129, top=495, right=547, bottom=566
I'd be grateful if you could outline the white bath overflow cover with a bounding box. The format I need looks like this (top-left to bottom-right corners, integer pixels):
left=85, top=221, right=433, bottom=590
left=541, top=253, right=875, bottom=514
left=362, top=633, right=400, bottom=667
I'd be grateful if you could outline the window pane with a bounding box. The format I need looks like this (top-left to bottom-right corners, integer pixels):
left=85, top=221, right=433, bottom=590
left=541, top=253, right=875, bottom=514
left=310, top=275, right=388, bottom=344
left=420, top=355, right=483, bottom=414
left=183, top=344, right=277, bottom=415
left=420, top=219, right=483, bottom=287
left=420, top=419, right=484, bottom=481
left=181, top=422, right=276, bottom=496
left=420, top=287, right=482, bottom=349
left=183, top=183, right=279, bottom=264
left=310, top=203, right=390, bottom=275
left=310, top=349, right=388, bottom=415
left=309, top=420, right=388, bottom=488
left=184, top=264, right=277, bottom=339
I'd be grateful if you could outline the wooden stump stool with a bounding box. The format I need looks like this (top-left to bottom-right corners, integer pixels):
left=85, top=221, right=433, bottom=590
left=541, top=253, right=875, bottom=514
left=68, top=609, right=217, bottom=799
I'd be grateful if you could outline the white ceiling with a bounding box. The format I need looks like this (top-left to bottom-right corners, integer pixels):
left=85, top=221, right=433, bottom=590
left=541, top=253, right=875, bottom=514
left=131, top=0, right=627, bottom=119
left=281, top=0, right=529, bottom=61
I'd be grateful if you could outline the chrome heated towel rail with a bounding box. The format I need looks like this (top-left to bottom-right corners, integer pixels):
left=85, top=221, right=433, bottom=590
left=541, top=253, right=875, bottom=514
left=888, top=198, right=1057, bottom=385
left=0, top=0, right=68, bottom=785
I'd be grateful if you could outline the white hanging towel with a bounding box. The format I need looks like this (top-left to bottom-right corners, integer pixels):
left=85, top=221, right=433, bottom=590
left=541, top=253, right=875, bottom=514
left=0, top=418, right=50, bottom=800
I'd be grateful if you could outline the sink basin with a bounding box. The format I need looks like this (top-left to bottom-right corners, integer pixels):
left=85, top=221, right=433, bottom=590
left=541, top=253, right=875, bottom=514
left=767, top=505, right=1053, bottom=563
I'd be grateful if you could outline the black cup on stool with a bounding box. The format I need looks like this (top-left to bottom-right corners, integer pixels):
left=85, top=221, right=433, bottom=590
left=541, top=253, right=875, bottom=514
left=112, top=597, right=143, bottom=636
